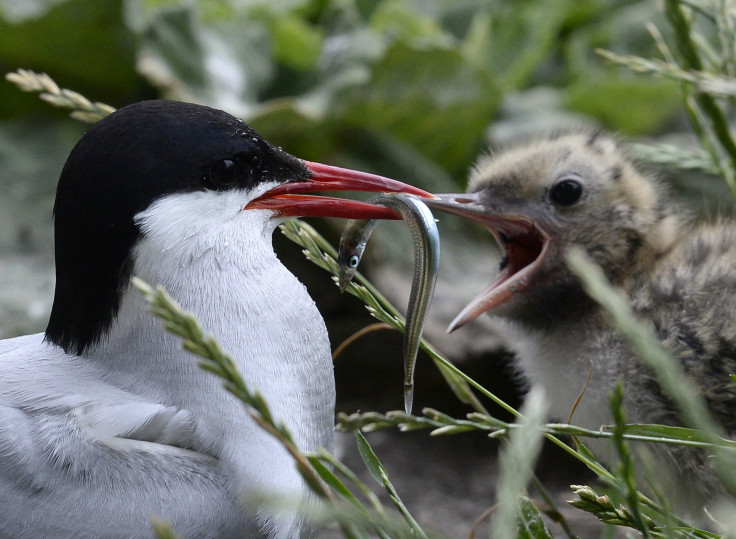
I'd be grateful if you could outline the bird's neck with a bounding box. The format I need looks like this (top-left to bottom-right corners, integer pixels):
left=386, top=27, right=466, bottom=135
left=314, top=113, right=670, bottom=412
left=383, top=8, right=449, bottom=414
left=498, top=313, right=620, bottom=441
left=86, top=220, right=335, bottom=504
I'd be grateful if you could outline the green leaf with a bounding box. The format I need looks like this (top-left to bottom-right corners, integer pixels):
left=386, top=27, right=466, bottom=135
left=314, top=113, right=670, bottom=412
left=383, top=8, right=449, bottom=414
left=307, top=455, right=365, bottom=513
left=469, top=0, right=573, bottom=90
left=343, top=40, right=500, bottom=174
left=0, top=0, right=139, bottom=117
left=369, top=0, right=450, bottom=47
left=430, top=356, right=479, bottom=405
left=566, top=76, right=681, bottom=135
left=517, top=496, right=553, bottom=539
left=353, top=429, right=384, bottom=485
left=430, top=425, right=476, bottom=436
left=352, top=430, right=427, bottom=538
left=494, top=387, right=547, bottom=538
left=272, top=16, right=323, bottom=71
left=151, top=517, right=182, bottom=539
left=618, top=423, right=736, bottom=447
left=132, top=3, right=273, bottom=110
left=610, top=382, right=651, bottom=536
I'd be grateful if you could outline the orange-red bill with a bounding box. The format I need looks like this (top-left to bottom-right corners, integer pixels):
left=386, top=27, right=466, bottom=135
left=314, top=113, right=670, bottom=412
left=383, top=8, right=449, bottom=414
left=279, top=161, right=432, bottom=198
left=247, top=194, right=403, bottom=220
left=246, top=160, right=434, bottom=220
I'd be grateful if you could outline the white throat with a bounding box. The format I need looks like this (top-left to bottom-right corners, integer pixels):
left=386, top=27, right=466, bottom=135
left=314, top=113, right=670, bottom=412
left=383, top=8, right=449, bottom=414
left=87, top=189, right=335, bottom=526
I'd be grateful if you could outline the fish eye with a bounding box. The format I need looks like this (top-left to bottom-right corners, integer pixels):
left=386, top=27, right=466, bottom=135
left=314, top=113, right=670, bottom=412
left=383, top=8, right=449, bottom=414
left=549, top=176, right=583, bottom=207
left=207, top=159, right=238, bottom=190
left=349, top=255, right=360, bottom=269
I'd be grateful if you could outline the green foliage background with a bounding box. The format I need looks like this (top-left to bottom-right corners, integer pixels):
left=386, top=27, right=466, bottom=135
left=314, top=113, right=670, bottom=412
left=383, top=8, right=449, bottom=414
left=3, top=1, right=735, bottom=536
left=0, top=0, right=685, bottom=189
left=1, top=0, right=702, bottom=331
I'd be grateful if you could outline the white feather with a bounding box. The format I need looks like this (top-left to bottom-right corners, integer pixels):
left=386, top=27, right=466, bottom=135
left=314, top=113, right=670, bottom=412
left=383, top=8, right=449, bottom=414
left=0, top=187, right=335, bottom=538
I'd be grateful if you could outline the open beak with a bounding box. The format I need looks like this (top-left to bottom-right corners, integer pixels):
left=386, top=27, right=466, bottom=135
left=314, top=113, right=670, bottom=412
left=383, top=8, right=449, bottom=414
left=424, top=193, right=549, bottom=332
left=246, top=161, right=435, bottom=220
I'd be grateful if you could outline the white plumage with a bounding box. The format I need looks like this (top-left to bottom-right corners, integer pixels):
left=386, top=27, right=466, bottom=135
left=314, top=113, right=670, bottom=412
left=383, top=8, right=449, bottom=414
left=0, top=188, right=333, bottom=537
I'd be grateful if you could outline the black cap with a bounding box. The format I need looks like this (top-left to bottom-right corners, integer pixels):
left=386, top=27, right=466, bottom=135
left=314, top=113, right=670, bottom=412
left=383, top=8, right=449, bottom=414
left=46, top=100, right=309, bottom=355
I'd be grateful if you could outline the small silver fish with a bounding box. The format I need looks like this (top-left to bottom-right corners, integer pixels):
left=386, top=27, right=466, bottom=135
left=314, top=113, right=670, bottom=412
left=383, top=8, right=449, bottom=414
left=337, top=220, right=379, bottom=294
left=338, top=193, right=440, bottom=414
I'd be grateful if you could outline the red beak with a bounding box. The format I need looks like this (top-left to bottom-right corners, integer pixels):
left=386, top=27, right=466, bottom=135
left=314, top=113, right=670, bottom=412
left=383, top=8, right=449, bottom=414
left=245, top=161, right=435, bottom=220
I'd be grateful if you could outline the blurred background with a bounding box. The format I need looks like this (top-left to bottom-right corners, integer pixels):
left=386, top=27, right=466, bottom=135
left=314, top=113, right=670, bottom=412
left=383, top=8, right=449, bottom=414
left=0, top=0, right=731, bottom=536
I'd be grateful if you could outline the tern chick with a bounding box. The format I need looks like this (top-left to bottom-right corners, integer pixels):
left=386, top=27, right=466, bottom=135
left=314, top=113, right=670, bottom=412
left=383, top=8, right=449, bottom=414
left=427, top=132, right=736, bottom=512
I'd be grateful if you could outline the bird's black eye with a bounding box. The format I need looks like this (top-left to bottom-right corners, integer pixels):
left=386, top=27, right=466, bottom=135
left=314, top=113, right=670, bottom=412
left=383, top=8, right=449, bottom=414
left=549, top=177, right=583, bottom=207
left=208, top=159, right=238, bottom=190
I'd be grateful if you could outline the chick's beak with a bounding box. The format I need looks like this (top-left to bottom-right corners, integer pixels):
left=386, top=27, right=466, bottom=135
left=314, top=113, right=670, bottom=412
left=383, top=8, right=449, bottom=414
left=246, top=161, right=435, bottom=220
left=424, top=192, right=549, bottom=332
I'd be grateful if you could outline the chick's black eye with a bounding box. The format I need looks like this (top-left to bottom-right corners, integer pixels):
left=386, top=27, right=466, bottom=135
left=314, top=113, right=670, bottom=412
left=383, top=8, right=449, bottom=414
left=208, top=159, right=238, bottom=190
left=550, top=178, right=583, bottom=206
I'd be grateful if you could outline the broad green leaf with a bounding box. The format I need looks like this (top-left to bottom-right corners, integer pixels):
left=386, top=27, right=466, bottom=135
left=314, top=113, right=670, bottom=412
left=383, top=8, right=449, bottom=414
left=566, top=76, right=681, bottom=134
left=370, top=0, right=451, bottom=47
left=344, top=41, right=499, bottom=175
left=473, top=0, right=573, bottom=90
left=131, top=3, right=273, bottom=113
left=0, top=0, right=139, bottom=117
left=272, top=16, right=323, bottom=71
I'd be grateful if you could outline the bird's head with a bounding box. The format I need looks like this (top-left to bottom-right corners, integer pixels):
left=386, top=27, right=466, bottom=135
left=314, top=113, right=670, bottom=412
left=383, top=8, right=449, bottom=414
left=426, top=132, right=682, bottom=331
left=46, top=100, right=431, bottom=355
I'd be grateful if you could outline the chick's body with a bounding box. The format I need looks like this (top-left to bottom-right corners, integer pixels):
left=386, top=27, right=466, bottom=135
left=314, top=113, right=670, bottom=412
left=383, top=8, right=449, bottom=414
left=432, top=132, right=736, bottom=507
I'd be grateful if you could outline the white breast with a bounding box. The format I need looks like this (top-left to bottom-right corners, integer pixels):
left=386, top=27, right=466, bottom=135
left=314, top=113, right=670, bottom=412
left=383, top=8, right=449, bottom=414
left=0, top=188, right=336, bottom=537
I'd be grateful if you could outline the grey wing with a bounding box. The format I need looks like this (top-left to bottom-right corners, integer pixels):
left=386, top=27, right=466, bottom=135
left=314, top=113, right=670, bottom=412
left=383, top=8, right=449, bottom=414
left=0, top=338, right=252, bottom=538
